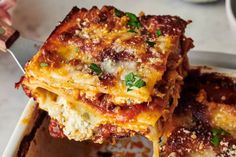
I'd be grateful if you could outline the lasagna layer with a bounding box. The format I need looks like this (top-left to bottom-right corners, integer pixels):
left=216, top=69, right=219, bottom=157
left=19, top=6, right=193, bottom=157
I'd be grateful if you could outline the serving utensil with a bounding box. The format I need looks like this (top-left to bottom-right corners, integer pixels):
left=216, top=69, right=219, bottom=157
left=0, top=20, right=42, bottom=72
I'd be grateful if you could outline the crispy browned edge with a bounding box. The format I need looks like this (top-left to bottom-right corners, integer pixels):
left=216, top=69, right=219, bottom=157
left=161, top=68, right=236, bottom=157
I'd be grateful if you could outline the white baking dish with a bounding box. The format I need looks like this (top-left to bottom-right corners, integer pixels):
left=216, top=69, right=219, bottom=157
left=2, top=50, right=236, bottom=157
left=226, top=0, right=236, bottom=37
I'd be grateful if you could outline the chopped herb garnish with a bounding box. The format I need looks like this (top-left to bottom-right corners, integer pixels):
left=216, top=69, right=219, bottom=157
left=126, top=12, right=141, bottom=28
left=210, top=128, right=230, bottom=147
left=146, top=40, right=155, bottom=47
left=125, top=72, right=135, bottom=86
left=74, top=47, right=79, bottom=53
left=211, top=136, right=220, bottom=147
left=127, top=29, right=137, bottom=33
left=126, top=12, right=137, bottom=21
left=134, top=79, right=146, bottom=88
left=128, top=20, right=141, bottom=28
left=114, top=8, right=123, bottom=17
left=89, top=63, right=102, bottom=75
left=211, top=128, right=230, bottom=136
left=156, top=29, right=161, bottom=36
left=40, top=62, right=48, bottom=67
left=124, top=72, right=146, bottom=91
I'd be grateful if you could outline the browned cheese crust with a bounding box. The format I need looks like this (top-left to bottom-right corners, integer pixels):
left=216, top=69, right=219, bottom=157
left=161, top=68, right=236, bottom=157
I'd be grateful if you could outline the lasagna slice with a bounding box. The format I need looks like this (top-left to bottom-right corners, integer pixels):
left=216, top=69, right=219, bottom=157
left=161, top=67, right=236, bottom=157
left=18, top=6, right=193, bottom=156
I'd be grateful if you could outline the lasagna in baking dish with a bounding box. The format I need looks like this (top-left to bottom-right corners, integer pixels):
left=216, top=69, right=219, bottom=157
left=18, top=6, right=193, bottom=156
left=161, top=67, right=236, bottom=157
left=17, top=67, right=236, bottom=157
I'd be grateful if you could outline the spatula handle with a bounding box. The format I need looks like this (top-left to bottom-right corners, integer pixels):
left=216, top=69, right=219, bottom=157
left=0, top=20, right=19, bottom=51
